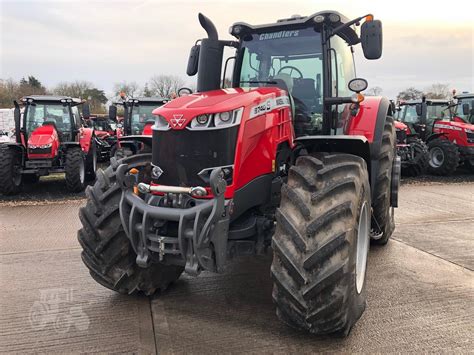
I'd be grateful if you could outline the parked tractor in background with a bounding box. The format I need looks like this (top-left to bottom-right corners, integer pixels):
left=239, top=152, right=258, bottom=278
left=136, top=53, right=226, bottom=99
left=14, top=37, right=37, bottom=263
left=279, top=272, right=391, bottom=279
left=109, top=97, right=169, bottom=160
left=397, top=98, right=474, bottom=174
left=87, top=114, right=118, bottom=161
left=79, top=11, right=399, bottom=336
left=394, top=119, right=428, bottom=176
left=0, top=96, right=97, bottom=194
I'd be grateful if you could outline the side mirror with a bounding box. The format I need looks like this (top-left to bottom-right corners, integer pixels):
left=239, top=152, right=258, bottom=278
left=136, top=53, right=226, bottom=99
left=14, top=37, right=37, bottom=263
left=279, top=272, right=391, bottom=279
left=13, top=101, right=21, bottom=144
left=361, top=19, right=383, bottom=60
left=462, top=103, right=470, bottom=115
left=348, top=78, right=368, bottom=93
left=178, top=87, right=193, bottom=97
left=109, top=105, right=117, bottom=120
left=186, top=44, right=200, bottom=76
left=416, top=104, right=422, bottom=116
left=82, top=104, right=91, bottom=119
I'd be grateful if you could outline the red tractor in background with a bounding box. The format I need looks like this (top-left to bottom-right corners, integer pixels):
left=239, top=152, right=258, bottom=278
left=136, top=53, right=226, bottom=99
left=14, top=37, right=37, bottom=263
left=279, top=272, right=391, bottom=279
left=453, top=92, right=474, bottom=124
left=0, top=95, right=97, bottom=194
left=87, top=114, right=118, bottom=161
left=394, top=119, right=428, bottom=176
left=108, top=96, right=169, bottom=160
left=398, top=98, right=474, bottom=174
left=79, top=11, right=399, bottom=335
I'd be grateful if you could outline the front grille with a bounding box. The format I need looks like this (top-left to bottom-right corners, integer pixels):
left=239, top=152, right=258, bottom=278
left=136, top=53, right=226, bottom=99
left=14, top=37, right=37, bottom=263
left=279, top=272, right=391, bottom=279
left=28, top=147, right=52, bottom=155
left=152, top=127, right=239, bottom=186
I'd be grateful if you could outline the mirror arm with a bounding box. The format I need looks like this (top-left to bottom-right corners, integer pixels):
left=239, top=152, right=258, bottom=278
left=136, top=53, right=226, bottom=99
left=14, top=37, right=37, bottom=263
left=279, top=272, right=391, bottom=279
left=325, top=97, right=354, bottom=105
left=330, top=14, right=372, bottom=38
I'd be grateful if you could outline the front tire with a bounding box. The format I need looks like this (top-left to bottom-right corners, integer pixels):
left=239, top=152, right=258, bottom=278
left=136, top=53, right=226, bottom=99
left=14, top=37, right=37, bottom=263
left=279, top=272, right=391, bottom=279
left=0, top=145, right=23, bottom=195
left=271, top=153, right=371, bottom=336
left=78, top=154, right=183, bottom=295
left=428, top=139, right=460, bottom=175
left=65, top=147, right=86, bottom=192
left=401, top=138, right=429, bottom=177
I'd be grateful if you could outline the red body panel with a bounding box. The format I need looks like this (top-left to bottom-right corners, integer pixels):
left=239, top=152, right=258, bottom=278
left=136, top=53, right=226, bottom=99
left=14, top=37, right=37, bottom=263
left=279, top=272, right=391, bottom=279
left=79, top=127, right=94, bottom=153
left=27, top=125, right=60, bottom=159
left=142, top=123, right=154, bottom=135
left=344, top=96, right=384, bottom=142
left=432, top=120, right=474, bottom=147
left=153, top=87, right=294, bottom=199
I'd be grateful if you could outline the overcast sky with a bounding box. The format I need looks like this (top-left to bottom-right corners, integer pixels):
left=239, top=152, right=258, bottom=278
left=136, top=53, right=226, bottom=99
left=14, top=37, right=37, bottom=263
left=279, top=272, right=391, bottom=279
left=1, top=0, right=473, bottom=99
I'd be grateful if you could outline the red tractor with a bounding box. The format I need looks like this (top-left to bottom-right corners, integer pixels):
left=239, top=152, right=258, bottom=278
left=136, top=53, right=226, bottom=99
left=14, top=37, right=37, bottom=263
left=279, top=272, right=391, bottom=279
left=108, top=97, right=169, bottom=159
left=393, top=107, right=428, bottom=177
left=87, top=114, right=118, bottom=161
left=398, top=98, right=474, bottom=174
left=0, top=95, right=97, bottom=194
left=452, top=92, right=474, bottom=170
left=78, top=12, right=399, bottom=335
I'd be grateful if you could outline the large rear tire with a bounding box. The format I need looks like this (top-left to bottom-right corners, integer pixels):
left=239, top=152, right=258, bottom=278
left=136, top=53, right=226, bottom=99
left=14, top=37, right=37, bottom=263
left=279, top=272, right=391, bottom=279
left=78, top=154, right=183, bottom=295
left=371, top=117, right=396, bottom=245
left=0, top=145, right=23, bottom=195
left=427, top=139, right=460, bottom=175
left=271, top=153, right=371, bottom=336
left=65, top=147, right=86, bottom=192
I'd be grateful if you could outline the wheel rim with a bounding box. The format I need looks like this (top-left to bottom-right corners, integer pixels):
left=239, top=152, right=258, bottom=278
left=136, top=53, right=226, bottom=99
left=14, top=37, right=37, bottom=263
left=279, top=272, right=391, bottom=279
left=356, top=201, right=370, bottom=294
left=79, top=159, right=85, bottom=184
left=429, top=147, right=445, bottom=168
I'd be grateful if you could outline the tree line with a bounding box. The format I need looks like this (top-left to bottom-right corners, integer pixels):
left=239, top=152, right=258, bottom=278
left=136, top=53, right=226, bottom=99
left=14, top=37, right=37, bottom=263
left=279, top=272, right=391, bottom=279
left=0, top=75, right=191, bottom=113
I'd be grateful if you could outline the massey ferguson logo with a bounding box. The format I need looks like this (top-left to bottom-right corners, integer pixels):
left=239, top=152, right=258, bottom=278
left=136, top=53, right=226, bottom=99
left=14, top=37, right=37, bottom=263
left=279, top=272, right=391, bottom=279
left=170, top=114, right=186, bottom=128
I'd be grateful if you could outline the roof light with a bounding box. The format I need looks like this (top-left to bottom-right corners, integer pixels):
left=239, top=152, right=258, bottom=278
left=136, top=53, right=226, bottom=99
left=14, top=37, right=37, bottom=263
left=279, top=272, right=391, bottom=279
left=329, top=14, right=340, bottom=22
left=365, top=15, right=374, bottom=22
left=313, top=15, right=325, bottom=23
left=230, top=25, right=242, bottom=35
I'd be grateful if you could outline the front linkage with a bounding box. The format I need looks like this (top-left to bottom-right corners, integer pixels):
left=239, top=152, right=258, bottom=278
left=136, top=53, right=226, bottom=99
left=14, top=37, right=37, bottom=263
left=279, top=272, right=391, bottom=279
left=116, top=164, right=228, bottom=275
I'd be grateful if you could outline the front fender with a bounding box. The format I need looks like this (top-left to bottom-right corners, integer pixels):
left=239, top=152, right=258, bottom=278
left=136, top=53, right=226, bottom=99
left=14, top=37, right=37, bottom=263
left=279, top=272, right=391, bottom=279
left=426, top=132, right=447, bottom=144
left=294, top=135, right=371, bottom=170
left=79, top=127, right=94, bottom=153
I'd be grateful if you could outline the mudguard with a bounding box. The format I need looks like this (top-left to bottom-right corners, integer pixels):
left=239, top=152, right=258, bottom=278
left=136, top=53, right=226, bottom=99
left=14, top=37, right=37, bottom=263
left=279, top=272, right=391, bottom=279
left=79, top=127, right=94, bottom=153
left=425, top=132, right=446, bottom=144
left=118, top=135, right=153, bottom=153
left=346, top=96, right=392, bottom=196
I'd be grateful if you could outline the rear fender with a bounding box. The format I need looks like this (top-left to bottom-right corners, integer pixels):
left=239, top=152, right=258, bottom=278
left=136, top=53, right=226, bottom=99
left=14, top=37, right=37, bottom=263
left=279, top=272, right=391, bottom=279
left=425, top=132, right=446, bottom=144
left=346, top=96, right=392, bottom=196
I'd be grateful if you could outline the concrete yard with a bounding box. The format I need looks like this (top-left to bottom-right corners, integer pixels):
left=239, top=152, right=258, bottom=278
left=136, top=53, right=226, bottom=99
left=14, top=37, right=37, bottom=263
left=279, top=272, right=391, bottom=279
left=0, top=179, right=473, bottom=353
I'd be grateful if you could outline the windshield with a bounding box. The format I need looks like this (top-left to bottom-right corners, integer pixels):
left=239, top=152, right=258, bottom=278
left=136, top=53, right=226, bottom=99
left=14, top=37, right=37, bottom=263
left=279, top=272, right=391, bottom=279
left=92, top=119, right=115, bottom=132
left=401, top=105, right=419, bottom=123
left=25, top=103, right=71, bottom=135
left=455, top=98, right=474, bottom=123
left=130, top=103, right=162, bottom=134
left=239, top=27, right=323, bottom=135
left=427, top=104, right=450, bottom=122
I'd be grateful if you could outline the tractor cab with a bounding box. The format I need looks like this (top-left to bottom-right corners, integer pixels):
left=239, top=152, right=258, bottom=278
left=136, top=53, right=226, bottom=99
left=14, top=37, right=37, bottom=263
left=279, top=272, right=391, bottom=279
left=398, top=99, right=450, bottom=139
left=453, top=93, right=474, bottom=124
left=109, top=97, right=168, bottom=158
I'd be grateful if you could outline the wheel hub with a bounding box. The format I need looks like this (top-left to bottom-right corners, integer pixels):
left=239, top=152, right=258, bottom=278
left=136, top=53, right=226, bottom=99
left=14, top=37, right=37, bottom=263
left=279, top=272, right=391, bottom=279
left=356, top=201, right=370, bottom=294
left=429, top=147, right=445, bottom=168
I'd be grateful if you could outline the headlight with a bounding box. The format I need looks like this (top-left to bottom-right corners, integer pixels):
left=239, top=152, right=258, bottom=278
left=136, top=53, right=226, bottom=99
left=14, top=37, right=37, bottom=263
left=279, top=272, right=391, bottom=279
left=153, top=115, right=169, bottom=131
left=39, top=143, right=52, bottom=149
left=465, top=128, right=473, bottom=134
left=189, top=108, right=243, bottom=130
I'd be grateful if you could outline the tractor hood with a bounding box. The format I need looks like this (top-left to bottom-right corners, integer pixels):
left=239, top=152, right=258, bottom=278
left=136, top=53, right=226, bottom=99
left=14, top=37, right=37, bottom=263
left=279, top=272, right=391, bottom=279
left=152, top=87, right=286, bottom=130
left=28, top=124, right=58, bottom=147
left=434, top=120, right=474, bottom=132
left=394, top=120, right=407, bottom=130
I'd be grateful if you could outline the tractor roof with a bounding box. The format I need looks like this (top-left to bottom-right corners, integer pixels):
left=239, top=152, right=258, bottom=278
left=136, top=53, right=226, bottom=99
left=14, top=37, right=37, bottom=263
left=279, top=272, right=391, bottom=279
left=126, top=97, right=169, bottom=104
left=454, top=93, right=473, bottom=99
left=400, top=99, right=450, bottom=105
left=231, top=11, right=359, bottom=45
left=21, top=95, right=83, bottom=106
